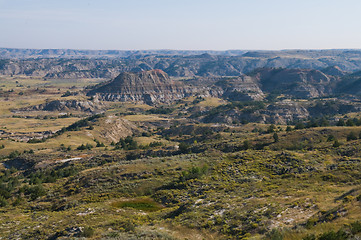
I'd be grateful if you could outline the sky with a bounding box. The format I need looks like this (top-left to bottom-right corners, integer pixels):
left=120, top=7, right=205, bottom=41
left=0, top=0, right=361, bottom=50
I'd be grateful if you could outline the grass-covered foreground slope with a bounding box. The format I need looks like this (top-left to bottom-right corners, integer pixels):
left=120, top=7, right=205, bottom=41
left=0, top=76, right=361, bottom=239
left=1, top=121, right=361, bottom=239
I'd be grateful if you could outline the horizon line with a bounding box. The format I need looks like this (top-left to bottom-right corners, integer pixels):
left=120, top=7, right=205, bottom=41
left=1, top=47, right=361, bottom=52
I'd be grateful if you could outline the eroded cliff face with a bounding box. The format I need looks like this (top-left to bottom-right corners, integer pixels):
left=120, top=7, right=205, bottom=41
left=202, top=100, right=309, bottom=125
left=18, top=99, right=105, bottom=113
left=87, top=69, right=267, bottom=105
left=214, top=75, right=264, bottom=101
left=87, top=69, right=187, bottom=105
left=85, top=67, right=343, bottom=106
left=251, top=68, right=340, bottom=98
left=265, top=101, right=309, bottom=124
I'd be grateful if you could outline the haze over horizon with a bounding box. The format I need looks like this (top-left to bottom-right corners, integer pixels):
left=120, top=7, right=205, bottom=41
left=1, top=0, right=361, bottom=51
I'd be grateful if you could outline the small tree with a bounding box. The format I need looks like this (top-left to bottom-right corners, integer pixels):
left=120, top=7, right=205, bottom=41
left=243, top=140, right=250, bottom=150
left=295, top=122, right=305, bottom=129
left=346, top=119, right=355, bottom=126
left=327, top=135, right=335, bottom=142
left=336, top=119, right=345, bottom=126
left=273, top=132, right=279, bottom=142
left=333, top=140, right=341, bottom=147
left=0, top=196, right=8, bottom=207
left=347, top=132, right=358, bottom=141
left=267, top=124, right=276, bottom=133
left=179, top=142, right=190, bottom=154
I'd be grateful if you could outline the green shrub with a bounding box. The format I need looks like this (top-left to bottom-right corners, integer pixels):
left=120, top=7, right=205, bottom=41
left=26, top=184, right=46, bottom=200
left=266, top=229, right=283, bottom=240
left=178, top=142, right=190, bottom=154
left=347, top=132, right=358, bottom=141
left=180, top=165, right=208, bottom=182
left=273, top=132, right=279, bottom=142
left=0, top=195, right=8, bottom=207
left=318, top=230, right=348, bottom=240
left=80, top=226, right=94, bottom=237
left=27, top=138, right=45, bottom=143
left=327, top=135, right=335, bottom=142
left=333, top=140, right=341, bottom=147
left=302, top=234, right=316, bottom=240
left=346, top=119, right=355, bottom=126
left=115, top=136, right=138, bottom=150
left=305, top=217, right=318, bottom=229
left=267, top=124, right=276, bottom=133
left=350, top=221, right=361, bottom=234
left=337, top=119, right=345, bottom=126
left=77, top=143, right=93, bottom=150
left=8, top=150, right=20, bottom=159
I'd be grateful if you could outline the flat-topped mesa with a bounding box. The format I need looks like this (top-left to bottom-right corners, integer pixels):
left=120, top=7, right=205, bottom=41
left=87, top=69, right=186, bottom=105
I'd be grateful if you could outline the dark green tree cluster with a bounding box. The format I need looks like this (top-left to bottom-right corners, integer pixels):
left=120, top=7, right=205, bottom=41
left=346, top=131, right=361, bottom=141
left=77, top=143, right=93, bottom=150
left=27, top=138, right=46, bottom=143
left=61, top=90, right=72, bottom=97
left=267, top=124, right=276, bottom=133
left=27, top=166, right=79, bottom=184
left=22, top=184, right=46, bottom=201
left=179, top=165, right=208, bottom=182
left=0, top=169, right=20, bottom=206
left=337, top=117, right=361, bottom=126
left=146, top=107, right=174, bottom=114
left=294, top=117, right=330, bottom=130
left=115, top=136, right=138, bottom=150
left=8, top=150, right=20, bottom=159
left=55, top=114, right=104, bottom=135
left=94, top=139, right=105, bottom=147
left=178, top=142, right=190, bottom=154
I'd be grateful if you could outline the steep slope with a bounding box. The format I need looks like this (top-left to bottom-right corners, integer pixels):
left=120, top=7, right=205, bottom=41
left=251, top=68, right=339, bottom=98
left=321, top=65, right=348, bottom=76
left=87, top=69, right=187, bottom=105
left=214, top=75, right=264, bottom=101
left=336, top=70, right=361, bottom=95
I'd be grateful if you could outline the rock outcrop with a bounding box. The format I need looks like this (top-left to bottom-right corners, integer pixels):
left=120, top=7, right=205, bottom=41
left=214, top=75, right=264, bottom=101
left=87, top=69, right=187, bottom=105
left=251, top=68, right=339, bottom=98
left=18, top=99, right=104, bottom=113
left=265, top=101, right=309, bottom=124
left=202, top=100, right=309, bottom=125
left=99, top=115, right=139, bottom=143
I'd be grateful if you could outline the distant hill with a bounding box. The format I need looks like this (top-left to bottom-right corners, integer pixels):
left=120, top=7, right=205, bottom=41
left=2, top=49, right=361, bottom=78
left=0, top=48, right=247, bottom=59
left=250, top=68, right=339, bottom=98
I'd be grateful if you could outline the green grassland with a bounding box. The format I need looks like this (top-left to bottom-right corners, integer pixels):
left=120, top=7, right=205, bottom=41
left=0, top=77, right=361, bottom=239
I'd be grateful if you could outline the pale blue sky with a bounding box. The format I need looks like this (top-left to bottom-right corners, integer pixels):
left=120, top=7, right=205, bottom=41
left=0, top=0, right=361, bottom=50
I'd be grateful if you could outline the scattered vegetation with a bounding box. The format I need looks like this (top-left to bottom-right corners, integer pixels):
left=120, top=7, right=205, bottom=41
left=1, top=76, right=361, bottom=239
